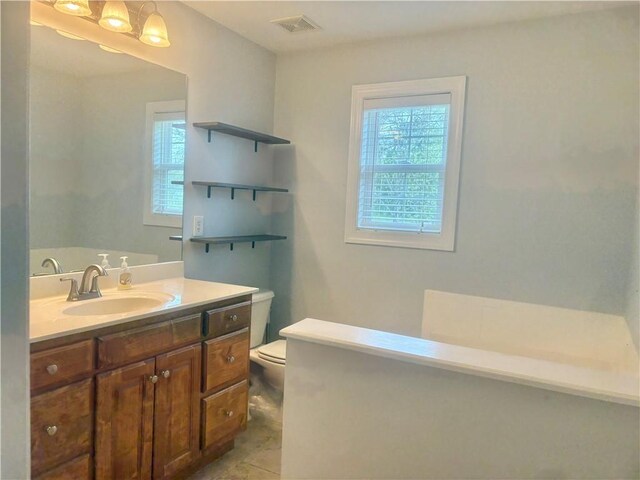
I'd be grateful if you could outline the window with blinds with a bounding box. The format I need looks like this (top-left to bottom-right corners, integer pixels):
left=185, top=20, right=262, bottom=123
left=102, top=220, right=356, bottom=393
left=345, top=77, right=466, bottom=251
left=358, top=95, right=450, bottom=233
left=143, top=100, right=186, bottom=228
left=152, top=112, right=185, bottom=216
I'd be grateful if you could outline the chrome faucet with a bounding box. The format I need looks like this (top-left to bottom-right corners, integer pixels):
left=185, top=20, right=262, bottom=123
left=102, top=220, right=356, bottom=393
left=41, top=257, right=63, bottom=275
left=60, top=264, right=108, bottom=302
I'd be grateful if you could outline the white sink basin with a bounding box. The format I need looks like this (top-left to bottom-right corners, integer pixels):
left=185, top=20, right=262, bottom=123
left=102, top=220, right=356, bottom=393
left=63, top=294, right=174, bottom=316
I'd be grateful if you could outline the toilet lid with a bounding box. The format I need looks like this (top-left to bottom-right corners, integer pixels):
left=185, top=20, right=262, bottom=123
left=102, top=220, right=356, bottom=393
left=257, top=340, right=286, bottom=362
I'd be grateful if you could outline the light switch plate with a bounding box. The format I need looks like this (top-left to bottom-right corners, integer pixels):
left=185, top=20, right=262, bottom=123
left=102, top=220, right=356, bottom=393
left=193, top=216, right=204, bottom=237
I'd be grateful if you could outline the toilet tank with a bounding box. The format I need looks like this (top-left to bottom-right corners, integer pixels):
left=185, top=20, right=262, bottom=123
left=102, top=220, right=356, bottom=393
left=251, top=290, right=275, bottom=348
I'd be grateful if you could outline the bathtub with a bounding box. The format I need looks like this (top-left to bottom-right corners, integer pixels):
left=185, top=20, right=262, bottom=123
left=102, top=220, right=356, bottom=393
left=422, top=290, right=639, bottom=375
left=280, top=293, right=639, bottom=479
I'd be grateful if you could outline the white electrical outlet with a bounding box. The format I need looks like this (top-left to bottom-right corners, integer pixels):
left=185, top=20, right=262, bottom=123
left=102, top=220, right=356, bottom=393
left=193, top=216, right=204, bottom=237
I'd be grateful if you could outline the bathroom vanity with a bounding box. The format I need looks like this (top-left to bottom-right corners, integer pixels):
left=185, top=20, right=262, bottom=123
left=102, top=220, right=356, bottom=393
left=29, top=277, right=255, bottom=480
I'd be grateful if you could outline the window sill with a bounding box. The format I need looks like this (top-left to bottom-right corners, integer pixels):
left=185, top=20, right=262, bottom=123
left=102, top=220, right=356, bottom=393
left=143, top=213, right=183, bottom=229
left=345, top=231, right=454, bottom=251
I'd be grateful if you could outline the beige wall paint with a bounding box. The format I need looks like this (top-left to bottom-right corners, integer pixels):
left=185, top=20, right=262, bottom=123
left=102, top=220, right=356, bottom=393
left=1, top=2, right=30, bottom=477
left=271, top=7, right=640, bottom=337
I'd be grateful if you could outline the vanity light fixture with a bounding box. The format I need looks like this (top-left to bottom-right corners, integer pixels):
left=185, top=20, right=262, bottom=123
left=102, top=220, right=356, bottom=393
left=138, top=2, right=170, bottom=48
left=44, top=0, right=171, bottom=48
left=99, top=0, right=132, bottom=33
left=53, top=0, right=92, bottom=17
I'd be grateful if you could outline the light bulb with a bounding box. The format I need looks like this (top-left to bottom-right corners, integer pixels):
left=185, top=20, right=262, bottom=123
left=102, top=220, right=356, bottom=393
left=53, top=0, right=92, bottom=17
left=99, top=1, right=132, bottom=33
left=139, top=10, right=170, bottom=47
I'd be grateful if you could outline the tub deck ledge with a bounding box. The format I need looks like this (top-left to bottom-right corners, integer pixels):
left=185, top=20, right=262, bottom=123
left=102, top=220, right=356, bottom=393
left=281, top=318, right=640, bottom=407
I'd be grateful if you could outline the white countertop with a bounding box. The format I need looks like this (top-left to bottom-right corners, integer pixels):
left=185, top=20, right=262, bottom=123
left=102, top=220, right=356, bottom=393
left=281, top=318, right=640, bottom=407
left=30, top=277, right=258, bottom=343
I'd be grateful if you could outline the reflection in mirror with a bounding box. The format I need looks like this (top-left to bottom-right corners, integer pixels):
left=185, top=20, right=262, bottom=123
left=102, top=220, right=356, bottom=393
left=29, top=25, right=187, bottom=275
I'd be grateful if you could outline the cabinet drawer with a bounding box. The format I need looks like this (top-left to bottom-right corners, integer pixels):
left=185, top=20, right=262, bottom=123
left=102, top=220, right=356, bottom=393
left=203, top=329, right=249, bottom=393
left=201, top=381, right=248, bottom=450
left=97, top=314, right=201, bottom=369
left=34, top=454, right=91, bottom=480
left=31, top=379, right=93, bottom=476
left=204, top=302, right=250, bottom=338
left=31, top=340, right=94, bottom=392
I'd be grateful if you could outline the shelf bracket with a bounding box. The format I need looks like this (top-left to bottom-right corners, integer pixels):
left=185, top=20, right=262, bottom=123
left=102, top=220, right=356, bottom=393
left=208, top=130, right=213, bottom=143
left=252, top=190, right=257, bottom=201
left=252, top=241, right=256, bottom=248
left=231, top=188, right=235, bottom=200
left=207, top=186, right=212, bottom=198
left=205, top=244, right=210, bottom=253
left=254, top=141, right=258, bottom=153
left=230, top=243, right=234, bottom=251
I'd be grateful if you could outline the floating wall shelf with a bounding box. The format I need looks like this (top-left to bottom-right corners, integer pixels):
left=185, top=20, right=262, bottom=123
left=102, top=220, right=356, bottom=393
left=190, top=235, right=287, bottom=252
left=172, top=180, right=288, bottom=201
left=193, top=122, right=291, bottom=152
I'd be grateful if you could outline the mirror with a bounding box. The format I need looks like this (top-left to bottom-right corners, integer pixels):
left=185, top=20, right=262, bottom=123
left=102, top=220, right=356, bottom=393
left=29, top=25, right=187, bottom=276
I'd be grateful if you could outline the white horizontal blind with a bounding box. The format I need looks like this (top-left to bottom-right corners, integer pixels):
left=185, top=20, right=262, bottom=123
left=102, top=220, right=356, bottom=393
left=152, top=111, right=185, bottom=216
left=358, top=94, right=450, bottom=233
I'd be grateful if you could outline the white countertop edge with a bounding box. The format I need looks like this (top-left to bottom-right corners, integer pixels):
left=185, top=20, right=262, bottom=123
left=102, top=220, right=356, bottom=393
left=30, top=278, right=258, bottom=343
left=280, top=319, right=640, bottom=407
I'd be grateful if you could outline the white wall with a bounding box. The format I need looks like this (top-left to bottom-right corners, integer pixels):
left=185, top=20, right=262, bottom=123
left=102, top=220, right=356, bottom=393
left=1, top=2, right=30, bottom=477
left=271, top=7, right=640, bottom=337
left=282, top=338, right=640, bottom=479
left=31, top=1, right=277, bottom=290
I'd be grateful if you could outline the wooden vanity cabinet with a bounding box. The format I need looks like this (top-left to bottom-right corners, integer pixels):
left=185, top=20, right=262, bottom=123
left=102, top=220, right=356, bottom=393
left=30, top=294, right=252, bottom=480
left=95, top=344, right=202, bottom=480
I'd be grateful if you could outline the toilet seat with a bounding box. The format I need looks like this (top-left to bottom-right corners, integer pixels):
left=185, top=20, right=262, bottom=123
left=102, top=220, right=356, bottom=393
left=257, top=340, right=286, bottom=365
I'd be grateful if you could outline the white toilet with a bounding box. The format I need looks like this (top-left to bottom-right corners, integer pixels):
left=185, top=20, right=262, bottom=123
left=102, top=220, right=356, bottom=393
left=249, top=290, right=286, bottom=393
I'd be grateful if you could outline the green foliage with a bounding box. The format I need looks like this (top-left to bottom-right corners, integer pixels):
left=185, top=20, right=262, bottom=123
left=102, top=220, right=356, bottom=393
left=359, top=104, right=449, bottom=232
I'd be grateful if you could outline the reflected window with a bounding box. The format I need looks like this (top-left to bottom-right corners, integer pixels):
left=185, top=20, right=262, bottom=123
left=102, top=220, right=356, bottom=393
left=143, top=100, right=186, bottom=228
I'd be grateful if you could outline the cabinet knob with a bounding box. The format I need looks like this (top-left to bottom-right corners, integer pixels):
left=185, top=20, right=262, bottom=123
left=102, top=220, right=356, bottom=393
left=45, top=425, right=58, bottom=436
left=161, top=370, right=170, bottom=379
left=224, top=410, right=234, bottom=417
left=226, top=355, right=235, bottom=364
left=46, top=364, right=58, bottom=375
left=229, top=314, right=238, bottom=322
left=149, top=375, right=158, bottom=384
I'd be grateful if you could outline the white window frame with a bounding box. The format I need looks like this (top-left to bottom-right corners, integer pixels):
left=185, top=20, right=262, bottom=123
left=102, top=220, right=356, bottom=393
left=143, top=100, right=186, bottom=228
left=344, top=76, right=466, bottom=251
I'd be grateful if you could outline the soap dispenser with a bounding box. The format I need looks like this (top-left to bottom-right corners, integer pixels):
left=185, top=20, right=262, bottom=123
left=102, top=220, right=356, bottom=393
left=98, top=253, right=111, bottom=269
left=118, top=256, right=132, bottom=290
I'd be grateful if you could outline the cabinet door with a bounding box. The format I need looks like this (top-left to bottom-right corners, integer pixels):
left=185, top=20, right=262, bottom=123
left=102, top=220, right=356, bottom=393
left=95, top=359, right=156, bottom=480
left=153, top=344, right=202, bottom=480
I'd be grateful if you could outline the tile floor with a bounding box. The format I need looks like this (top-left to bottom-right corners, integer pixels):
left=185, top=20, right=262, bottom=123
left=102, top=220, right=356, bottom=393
left=187, top=417, right=282, bottom=480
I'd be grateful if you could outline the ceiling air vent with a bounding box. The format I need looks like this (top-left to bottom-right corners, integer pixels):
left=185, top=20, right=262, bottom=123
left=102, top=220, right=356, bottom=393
left=270, top=15, right=320, bottom=34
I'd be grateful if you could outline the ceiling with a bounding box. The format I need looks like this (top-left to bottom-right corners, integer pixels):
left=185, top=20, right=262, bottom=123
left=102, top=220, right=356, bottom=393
left=184, top=1, right=632, bottom=53
left=30, top=24, right=161, bottom=77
